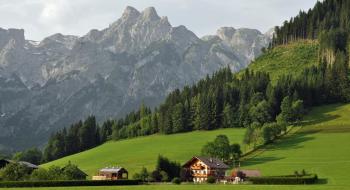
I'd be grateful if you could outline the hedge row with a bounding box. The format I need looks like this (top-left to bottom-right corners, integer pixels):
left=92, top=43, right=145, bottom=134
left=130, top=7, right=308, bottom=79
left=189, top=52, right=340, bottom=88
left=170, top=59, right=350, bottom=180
left=0, top=180, right=141, bottom=188
left=248, top=174, right=318, bottom=185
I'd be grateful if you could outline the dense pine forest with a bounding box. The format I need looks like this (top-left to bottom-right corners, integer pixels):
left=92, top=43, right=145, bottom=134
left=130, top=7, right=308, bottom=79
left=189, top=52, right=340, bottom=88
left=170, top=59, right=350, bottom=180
left=30, top=0, right=350, bottom=163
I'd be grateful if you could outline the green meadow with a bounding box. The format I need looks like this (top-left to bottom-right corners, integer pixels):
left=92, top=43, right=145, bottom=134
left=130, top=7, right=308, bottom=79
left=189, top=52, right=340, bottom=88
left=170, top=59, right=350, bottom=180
left=241, top=103, right=350, bottom=187
left=21, top=103, right=350, bottom=190
left=41, top=128, right=245, bottom=177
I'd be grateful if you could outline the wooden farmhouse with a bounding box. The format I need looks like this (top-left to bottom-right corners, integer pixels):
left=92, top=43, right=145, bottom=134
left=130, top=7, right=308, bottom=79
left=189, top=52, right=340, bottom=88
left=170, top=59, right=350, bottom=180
left=92, top=167, right=128, bottom=180
left=182, top=156, right=229, bottom=183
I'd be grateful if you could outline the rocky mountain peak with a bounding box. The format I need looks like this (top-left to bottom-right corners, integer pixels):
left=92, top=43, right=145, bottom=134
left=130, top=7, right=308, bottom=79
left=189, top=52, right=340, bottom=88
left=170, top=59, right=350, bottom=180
left=122, top=6, right=141, bottom=20
left=216, top=27, right=236, bottom=41
left=142, top=7, right=160, bottom=21
left=39, top=33, right=78, bottom=49
left=0, top=28, right=25, bottom=49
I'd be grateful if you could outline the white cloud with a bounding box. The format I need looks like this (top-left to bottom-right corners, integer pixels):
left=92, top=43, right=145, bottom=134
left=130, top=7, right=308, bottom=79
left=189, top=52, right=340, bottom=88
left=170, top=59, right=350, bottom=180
left=0, top=0, right=318, bottom=40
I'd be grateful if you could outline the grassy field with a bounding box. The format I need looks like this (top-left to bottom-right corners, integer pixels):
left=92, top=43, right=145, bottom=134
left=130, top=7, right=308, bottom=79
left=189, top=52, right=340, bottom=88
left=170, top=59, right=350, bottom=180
left=9, top=103, right=350, bottom=190
left=42, top=128, right=245, bottom=177
left=242, top=103, right=350, bottom=187
left=240, top=40, right=319, bottom=83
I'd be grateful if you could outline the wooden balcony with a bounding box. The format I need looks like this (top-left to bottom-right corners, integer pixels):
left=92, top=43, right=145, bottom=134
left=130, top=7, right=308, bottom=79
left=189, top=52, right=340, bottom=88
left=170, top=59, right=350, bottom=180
left=193, top=173, right=209, bottom=177
left=191, top=166, right=204, bottom=170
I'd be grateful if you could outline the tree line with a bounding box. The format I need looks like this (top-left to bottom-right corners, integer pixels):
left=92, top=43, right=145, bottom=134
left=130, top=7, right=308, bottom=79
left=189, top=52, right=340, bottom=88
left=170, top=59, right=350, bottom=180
left=272, top=0, right=350, bottom=46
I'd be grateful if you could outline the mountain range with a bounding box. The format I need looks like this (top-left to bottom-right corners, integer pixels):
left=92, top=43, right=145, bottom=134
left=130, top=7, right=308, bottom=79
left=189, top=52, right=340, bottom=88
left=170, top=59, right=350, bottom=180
left=0, top=6, right=272, bottom=151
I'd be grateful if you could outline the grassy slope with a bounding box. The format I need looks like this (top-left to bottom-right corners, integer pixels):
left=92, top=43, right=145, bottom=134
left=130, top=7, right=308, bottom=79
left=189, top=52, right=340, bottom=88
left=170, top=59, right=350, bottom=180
left=242, top=103, right=350, bottom=187
left=240, top=40, right=319, bottom=82
left=42, top=128, right=245, bottom=177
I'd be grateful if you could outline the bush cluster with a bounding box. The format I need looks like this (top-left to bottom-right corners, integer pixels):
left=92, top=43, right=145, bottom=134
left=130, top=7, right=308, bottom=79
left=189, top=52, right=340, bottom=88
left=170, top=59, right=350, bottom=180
left=248, top=174, right=318, bottom=184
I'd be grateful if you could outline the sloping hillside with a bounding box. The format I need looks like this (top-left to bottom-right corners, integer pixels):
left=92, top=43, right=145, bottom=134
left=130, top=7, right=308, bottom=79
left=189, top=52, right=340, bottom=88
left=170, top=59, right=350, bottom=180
left=242, top=40, right=319, bottom=82
left=42, top=128, right=245, bottom=177
left=242, top=103, right=350, bottom=187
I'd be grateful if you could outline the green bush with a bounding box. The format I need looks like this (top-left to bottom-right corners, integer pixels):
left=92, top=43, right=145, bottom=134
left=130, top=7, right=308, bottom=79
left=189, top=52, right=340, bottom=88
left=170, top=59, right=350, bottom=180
left=248, top=174, right=318, bottom=184
left=171, top=177, right=181, bottom=185
left=0, top=180, right=141, bottom=188
left=0, top=163, right=31, bottom=181
left=206, top=176, right=216, bottom=184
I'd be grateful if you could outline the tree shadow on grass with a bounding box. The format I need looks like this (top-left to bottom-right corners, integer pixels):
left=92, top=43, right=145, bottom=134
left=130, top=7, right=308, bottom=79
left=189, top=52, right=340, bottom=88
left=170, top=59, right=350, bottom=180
left=317, top=178, right=328, bottom=184
left=241, top=133, right=315, bottom=167
left=269, top=133, right=316, bottom=151
left=301, top=114, right=340, bottom=126
left=241, top=156, right=285, bottom=167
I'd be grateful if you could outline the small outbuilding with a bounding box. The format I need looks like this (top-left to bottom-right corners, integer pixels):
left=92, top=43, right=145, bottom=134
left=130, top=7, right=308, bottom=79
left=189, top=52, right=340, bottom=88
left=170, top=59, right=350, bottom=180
left=92, top=167, right=128, bottom=180
left=0, top=159, right=39, bottom=170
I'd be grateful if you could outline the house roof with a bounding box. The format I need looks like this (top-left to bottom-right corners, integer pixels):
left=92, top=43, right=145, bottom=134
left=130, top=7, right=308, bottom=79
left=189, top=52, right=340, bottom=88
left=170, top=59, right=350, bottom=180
left=18, top=161, right=39, bottom=169
left=183, top=156, right=229, bottom=169
left=100, top=167, right=128, bottom=173
left=0, top=159, right=39, bottom=169
left=61, top=164, right=88, bottom=177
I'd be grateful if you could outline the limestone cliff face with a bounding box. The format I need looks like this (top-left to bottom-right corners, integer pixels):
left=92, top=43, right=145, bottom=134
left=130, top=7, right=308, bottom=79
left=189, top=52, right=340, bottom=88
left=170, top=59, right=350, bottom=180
left=0, top=6, right=271, bottom=151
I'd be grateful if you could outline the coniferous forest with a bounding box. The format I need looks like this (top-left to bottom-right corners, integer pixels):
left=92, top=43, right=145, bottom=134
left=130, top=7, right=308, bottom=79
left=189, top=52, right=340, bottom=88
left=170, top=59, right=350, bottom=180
left=42, top=0, right=350, bottom=163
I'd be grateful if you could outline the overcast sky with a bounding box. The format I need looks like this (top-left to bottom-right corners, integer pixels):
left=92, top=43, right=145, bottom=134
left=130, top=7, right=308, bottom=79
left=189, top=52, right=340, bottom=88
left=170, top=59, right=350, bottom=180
left=0, top=0, right=318, bottom=41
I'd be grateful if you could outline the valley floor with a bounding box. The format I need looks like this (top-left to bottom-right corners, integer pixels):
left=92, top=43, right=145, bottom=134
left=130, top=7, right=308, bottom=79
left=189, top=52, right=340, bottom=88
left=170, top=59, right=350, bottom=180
left=7, top=103, right=350, bottom=190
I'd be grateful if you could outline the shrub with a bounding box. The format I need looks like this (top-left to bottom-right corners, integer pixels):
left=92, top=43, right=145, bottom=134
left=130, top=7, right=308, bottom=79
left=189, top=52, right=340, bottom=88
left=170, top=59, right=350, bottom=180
left=29, top=163, right=87, bottom=181
left=150, top=170, right=162, bottom=182
left=207, top=176, right=216, bottom=184
left=30, top=168, right=51, bottom=181
left=248, top=174, right=318, bottom=184
left=133, top=167, right=149, bottom=182
left=171, top=177, right=181, bottom=185
left=0, top=163, right=31, bottom=181
left=160, top=171, right=169, bottom=182
left=62, top=162, right=87, bottom=180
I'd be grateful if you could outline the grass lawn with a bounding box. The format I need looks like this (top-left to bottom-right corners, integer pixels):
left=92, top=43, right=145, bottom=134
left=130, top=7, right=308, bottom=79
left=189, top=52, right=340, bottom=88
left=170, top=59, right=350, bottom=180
left=242, top=103, right=350, bottom=187
left=42, top=128, right=245, bottom=177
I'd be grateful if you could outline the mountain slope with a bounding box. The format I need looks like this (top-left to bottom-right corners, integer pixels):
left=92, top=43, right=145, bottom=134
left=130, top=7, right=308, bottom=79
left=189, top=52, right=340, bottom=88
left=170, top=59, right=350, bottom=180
left=0, top=7, right=271, bottom=151
left=239, top=40, right=319, bottom=82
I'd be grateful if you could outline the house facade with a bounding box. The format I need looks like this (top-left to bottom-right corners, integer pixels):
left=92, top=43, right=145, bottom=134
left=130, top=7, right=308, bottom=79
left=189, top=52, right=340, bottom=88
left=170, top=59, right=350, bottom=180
left=182, top=156, right=229, bottom=183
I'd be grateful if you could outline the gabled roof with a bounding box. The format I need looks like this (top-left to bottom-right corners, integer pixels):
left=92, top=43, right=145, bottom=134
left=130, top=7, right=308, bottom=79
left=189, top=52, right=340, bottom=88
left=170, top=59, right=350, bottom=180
left=0, top=159, right=39, bottom=169
left=100, top=167, right=128, bottom=173
left=183, top=156, right=229, bottom=169
left=61, top=164, right=88, bottom=177
left=18, top=161, right=39, bottom=169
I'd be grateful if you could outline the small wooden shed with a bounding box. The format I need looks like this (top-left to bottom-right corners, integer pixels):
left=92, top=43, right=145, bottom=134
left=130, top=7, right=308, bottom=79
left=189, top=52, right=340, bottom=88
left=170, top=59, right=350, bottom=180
left=93, top=167, right=128, bottom=180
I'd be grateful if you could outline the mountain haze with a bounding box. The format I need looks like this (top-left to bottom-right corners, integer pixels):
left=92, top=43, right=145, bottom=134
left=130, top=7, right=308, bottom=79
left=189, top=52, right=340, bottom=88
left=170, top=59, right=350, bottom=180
left=0, top=6, right=271, bottom=151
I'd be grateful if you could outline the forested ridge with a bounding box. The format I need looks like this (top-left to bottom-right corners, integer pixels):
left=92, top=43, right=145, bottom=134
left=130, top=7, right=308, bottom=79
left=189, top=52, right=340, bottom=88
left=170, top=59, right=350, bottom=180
left=36, top=0, right=350, bottom=163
